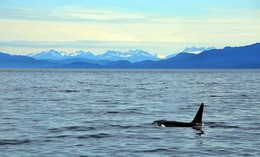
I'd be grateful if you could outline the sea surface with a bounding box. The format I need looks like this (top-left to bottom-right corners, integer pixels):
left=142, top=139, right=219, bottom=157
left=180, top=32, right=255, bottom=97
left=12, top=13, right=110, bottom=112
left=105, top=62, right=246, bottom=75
left=0, top=69, right=259, bottom=157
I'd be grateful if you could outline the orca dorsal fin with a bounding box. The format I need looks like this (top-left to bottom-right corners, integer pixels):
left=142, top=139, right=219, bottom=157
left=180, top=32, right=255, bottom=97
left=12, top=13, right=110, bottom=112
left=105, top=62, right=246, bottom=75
left=191, top=103, right=204, bottom=124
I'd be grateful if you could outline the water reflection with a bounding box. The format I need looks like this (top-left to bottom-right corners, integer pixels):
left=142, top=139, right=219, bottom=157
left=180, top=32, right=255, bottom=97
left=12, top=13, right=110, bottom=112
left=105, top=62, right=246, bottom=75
left=193, top=127, right=204, bottom=136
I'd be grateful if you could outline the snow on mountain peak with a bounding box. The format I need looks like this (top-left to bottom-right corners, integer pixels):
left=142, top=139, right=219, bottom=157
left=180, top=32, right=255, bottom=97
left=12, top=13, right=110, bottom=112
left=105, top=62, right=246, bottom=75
left=101, top=49, right=158, bottom=61
left=31, top=49, right=63, bottom=60
left=70, top=50, right=94, bottom=57
left=60, top=51, right=69, bottom=56
left=182, top=47, right=216, bottom=54
left=127, top=49, right=150, bottom=56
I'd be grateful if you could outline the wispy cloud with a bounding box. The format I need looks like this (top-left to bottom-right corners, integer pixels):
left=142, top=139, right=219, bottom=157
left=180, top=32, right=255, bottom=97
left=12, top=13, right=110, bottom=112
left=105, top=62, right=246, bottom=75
left=0, top=40, right=172, bottom=48
left=208, top=8, right=260, bottom=16
left=0, top=6, right=154, bottom=24
left=0, top=8, right=58, bottom=21
left=59, top=6, right=145, bottom=21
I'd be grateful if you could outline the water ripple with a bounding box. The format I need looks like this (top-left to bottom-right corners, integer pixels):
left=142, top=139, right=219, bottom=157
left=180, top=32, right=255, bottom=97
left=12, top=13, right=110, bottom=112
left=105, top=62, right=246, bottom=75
left=135, top=148, right=171, bottom=153
left=0, top=139, right=30, bottom=145
left=48, top=126, right=96, bottom=133
left=205, top=122, right=241, bottom=129
left=59, top=89, right=80, bottom=93
left=77, top=133, right=111, bottom=139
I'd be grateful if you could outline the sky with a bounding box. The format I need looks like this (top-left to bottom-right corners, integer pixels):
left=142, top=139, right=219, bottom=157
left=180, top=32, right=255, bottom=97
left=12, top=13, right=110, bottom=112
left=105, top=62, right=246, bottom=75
left=0, top=0, right=259, bottom=57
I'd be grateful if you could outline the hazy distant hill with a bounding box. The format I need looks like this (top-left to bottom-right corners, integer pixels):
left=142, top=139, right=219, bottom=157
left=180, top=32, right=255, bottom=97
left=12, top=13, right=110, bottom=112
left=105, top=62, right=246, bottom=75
left=0, top=52, right=59, bottom=68
left=45, top=58, right=113, bottom=66
left=164, top=46, right=215, bottom=59
left=187, top=43, right=260, bottom=68
left=153, top=43, right=260, bottom=68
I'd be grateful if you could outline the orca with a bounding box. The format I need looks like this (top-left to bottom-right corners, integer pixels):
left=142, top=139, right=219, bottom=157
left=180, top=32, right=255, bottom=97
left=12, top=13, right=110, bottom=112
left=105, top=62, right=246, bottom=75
left=154, top=103, right=204, bottom=127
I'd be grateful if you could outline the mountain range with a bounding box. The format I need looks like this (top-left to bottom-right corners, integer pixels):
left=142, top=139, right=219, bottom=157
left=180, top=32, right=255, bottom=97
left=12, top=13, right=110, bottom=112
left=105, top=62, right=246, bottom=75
left=1, top=43, right=260, bottom=69
left=28, top=49, right=160, bottom=63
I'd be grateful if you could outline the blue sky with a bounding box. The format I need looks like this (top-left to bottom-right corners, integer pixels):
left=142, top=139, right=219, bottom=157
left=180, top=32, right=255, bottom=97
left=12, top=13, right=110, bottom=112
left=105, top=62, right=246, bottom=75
left=0, top=0, right=259, bottom=57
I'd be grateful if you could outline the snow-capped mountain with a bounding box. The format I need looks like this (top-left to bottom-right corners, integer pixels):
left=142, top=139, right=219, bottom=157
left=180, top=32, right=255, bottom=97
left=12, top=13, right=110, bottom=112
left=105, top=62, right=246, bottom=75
left=28, top=49, right=65, bottom=60
left=181, top=46, right=216, bottom=54
left=29, top=50, right=95, bottom=60
left=68, top=50, right=96, bottom=60
left=99, top=49, right=159, bottom=62
left=29, top=49, right=160, bottom=62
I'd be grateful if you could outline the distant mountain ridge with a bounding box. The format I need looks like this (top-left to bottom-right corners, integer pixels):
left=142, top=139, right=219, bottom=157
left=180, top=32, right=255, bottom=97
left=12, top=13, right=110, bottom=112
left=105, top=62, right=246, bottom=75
left=1, top=43, right=260, bottom=69
left=155, top=43, right=260, bottom=68
left=29, top=49, right=160, bottom=63
left=164, top=46, right=215, bottom=59
left=0, top=52, right=58, bottom=68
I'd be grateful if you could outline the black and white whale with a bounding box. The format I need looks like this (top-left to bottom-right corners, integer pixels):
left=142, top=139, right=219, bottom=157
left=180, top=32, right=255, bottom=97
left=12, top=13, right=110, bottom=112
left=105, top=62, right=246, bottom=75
left=154, top=103, right=204, bottom=127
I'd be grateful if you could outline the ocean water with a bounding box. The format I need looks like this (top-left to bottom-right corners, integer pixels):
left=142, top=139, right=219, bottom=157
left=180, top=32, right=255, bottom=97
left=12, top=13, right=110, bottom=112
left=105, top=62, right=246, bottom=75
left=0, top=69, right=259, bottom=157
